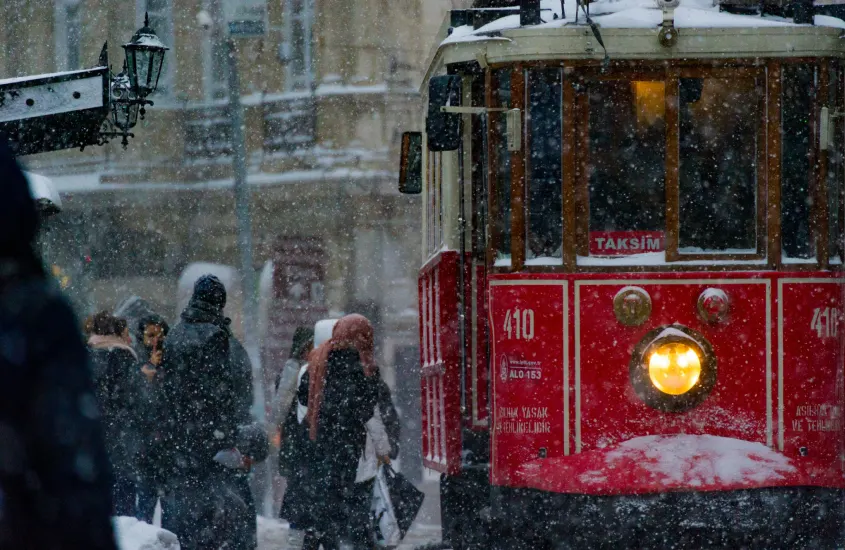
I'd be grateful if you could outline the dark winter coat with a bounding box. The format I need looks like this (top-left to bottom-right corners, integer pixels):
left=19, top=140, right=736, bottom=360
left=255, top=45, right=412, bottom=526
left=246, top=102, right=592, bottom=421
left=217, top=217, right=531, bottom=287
left=160, top=292, right=258, bottom=549
left=228, top=333, right=254, bottom=424
left=277, top=370, right=312, bottom=524
left=375, top=375, right=400, bottom=459
left=0, top=140, right=117, bottom=549
left=88, top=337, right=141, bottom=478
left=135, top=362, right=166, bottom=483
left=159, top=299, right=240, bottom=479
left=280, top=349, right=379, bottom=534
left=0, top=275, right=119, bottom=550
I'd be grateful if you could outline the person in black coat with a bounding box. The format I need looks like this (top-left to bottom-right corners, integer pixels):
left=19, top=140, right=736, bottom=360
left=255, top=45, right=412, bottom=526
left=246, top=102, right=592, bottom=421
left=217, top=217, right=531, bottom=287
left=0, top=140, right=117, bottom=549
left=159, top=274, right=256, bottom=549
left=87, top=311, right=142, bottom=517
left=283, top=314, right=380, bottom=549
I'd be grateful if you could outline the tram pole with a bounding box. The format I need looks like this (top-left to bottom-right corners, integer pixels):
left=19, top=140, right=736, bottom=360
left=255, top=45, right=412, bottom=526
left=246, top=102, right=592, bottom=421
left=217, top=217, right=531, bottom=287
left=227, top=37, right=271, bottom=515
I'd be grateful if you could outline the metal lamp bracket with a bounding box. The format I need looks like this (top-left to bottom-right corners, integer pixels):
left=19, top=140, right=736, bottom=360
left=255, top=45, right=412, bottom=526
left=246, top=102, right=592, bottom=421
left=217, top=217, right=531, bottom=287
left=440, top=106, right=522, bottom=151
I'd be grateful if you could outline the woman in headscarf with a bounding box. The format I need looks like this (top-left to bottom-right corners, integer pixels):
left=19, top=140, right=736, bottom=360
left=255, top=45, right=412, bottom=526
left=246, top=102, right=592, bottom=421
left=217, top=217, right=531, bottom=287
left=281, top=314, right=381, bottom=550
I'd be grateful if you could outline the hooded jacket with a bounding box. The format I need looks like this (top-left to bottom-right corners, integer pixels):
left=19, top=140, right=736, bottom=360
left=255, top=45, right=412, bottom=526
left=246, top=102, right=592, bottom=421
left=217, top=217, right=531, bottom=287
left=0, top=141, right=117, bottom=549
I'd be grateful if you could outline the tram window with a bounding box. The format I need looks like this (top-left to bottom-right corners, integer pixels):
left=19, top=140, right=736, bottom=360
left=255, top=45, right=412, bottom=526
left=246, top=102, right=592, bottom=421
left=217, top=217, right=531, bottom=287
left=526, top=69, right=563, bottom=262
left=829, top=65, right=843, bottom=263
left=782, top=65, right=816, bottom=260
left=679, top=77, right=758, bottom=253
left=588, top=80, right=666, bottom=236
left=491, top=69, right=512, bottom=264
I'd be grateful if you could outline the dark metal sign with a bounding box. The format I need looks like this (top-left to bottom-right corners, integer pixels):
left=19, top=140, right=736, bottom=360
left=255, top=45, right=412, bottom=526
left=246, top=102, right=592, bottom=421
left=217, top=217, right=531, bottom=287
left=0, top=68, right=109, bottom=155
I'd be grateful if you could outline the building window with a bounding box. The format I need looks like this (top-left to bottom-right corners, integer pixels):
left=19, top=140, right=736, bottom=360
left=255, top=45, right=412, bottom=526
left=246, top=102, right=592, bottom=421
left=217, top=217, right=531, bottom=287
left=283, top=0, right=314, bottom=92
left=54, top=0, right=83, bottom=71
left=200, top=0, right=228, bottom=101
left=137, top=0, right=174, bottom=96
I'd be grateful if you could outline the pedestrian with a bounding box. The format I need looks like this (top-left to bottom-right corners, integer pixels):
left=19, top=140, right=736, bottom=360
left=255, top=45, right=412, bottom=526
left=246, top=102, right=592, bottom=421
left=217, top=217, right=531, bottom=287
left=0, top=140, right=117, bottom=548
left=159, top=274, right=257, bottom=549
left=284, top=314, right=382, bottom=550
left=271, top=326, right=314, bottom=472
left=135, top=313, right=169, bottom=524
left=88, top=310, right=142, bottom=517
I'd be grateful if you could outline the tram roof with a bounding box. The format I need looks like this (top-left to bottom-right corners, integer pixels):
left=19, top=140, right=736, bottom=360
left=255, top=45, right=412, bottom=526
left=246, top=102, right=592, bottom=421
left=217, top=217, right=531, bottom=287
left=424, top=0, right=845, bottom=89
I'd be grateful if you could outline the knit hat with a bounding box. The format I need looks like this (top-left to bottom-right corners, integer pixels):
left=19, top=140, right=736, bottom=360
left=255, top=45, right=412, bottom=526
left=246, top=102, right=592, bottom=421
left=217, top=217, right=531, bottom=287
left=192, top=274, right=227, bottom=311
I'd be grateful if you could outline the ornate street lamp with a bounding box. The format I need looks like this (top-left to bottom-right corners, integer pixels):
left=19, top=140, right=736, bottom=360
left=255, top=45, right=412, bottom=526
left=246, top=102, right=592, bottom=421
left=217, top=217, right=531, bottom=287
left=100, top=13, right=169, bottom=148
left=100, top=63, right=141, bottom=147
left=123, top=12, right=169, bottom=108
left=0, top=11, right=170, bottom=154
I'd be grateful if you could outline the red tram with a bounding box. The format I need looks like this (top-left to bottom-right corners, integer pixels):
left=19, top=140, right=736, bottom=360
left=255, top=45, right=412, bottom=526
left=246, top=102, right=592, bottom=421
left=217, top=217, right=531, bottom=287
left=399, top=0, right=845, bottom=547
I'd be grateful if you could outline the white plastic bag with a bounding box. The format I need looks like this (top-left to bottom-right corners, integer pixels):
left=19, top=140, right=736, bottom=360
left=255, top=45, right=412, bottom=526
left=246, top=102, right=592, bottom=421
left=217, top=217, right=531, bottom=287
left=370, top=466, right=401, bottom=547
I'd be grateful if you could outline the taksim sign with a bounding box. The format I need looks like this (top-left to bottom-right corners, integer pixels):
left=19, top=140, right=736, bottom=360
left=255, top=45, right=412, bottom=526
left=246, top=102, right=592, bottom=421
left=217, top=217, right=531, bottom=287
left=590, top=231, right=665, bottom=256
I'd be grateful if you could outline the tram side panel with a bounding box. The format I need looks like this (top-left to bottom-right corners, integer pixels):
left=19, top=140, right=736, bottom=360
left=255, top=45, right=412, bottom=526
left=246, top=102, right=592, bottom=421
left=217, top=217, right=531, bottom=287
left=418, top=251, right=464, bottom=475
left=779, top=276, right=844, bottom=472
left=489, top=280, right=567, bottom=487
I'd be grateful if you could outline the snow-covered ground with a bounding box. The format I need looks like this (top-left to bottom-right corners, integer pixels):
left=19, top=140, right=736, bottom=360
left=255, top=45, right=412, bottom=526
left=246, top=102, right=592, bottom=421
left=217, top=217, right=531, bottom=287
left=115, top=477, right=441, bottom=549
left=114, top=517, right=179, bottom=550
left=256, top=517, right=442, bottom=549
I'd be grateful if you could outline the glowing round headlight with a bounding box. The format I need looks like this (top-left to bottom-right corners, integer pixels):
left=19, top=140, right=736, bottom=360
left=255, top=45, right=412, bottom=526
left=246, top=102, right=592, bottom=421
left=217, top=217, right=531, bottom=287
left=647, top=342, right=702, bottom=395
left=629, top=325, right=717, bottom=413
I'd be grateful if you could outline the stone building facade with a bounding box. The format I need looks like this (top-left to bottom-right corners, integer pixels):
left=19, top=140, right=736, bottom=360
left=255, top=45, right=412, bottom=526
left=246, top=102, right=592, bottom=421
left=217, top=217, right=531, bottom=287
left=2, top=0, right=467, bottom=394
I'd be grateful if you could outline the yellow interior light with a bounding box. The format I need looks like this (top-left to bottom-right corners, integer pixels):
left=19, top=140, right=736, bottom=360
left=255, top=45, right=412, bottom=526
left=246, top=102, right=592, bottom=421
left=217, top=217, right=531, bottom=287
left=647, top=342, right=702, bottom=395
left=632, top=81, right=666, bottom=127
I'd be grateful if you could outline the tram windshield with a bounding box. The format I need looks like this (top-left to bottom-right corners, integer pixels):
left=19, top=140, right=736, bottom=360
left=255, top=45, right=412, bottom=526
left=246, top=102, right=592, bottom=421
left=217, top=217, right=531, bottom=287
left=588, top=79, right=666, bottom=241
left=679, top=76, right=761, bottom=253
left=486, top=65, right=842, bottom=268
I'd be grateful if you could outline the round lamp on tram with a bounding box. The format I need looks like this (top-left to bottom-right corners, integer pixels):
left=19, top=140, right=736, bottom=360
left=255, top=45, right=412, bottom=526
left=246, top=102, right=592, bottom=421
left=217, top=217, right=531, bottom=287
left=630, top=325, right=716, bottom=412
left=123, top=12, right=169, bottom=101
left=647, top=342, right=702, bottom=395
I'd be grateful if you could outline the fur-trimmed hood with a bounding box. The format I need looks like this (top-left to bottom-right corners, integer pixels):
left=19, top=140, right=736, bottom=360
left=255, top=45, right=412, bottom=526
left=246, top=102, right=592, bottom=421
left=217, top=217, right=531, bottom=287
left=87, top=334, right=138, bottom=360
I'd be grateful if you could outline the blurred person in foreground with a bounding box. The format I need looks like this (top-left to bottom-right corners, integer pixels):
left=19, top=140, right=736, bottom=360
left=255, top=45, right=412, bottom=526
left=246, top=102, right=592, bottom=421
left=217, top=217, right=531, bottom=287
left=87, top=311, right=142, bottom=517
left=159, top=275, right=260, bottom=549
left=281, top=314, right=382, bottom=550
left=134, top=314, right=169, bottom=524
left=0, top=141, right=117, bottom=548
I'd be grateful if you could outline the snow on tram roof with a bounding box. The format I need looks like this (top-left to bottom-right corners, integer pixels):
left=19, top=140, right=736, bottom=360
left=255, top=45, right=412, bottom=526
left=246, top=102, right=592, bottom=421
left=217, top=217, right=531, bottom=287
left=442, top=0, right=845, bottom=45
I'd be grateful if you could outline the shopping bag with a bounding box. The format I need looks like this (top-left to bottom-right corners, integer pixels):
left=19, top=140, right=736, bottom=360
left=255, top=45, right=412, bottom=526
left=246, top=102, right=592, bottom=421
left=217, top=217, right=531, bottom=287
left=371, top=467, right=401, bottom=547
left=381, top=465, right=425, bottom=538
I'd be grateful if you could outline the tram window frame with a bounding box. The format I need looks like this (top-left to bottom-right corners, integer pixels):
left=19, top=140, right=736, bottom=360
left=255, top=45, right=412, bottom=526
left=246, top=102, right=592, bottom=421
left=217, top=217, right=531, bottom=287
left=471, top=74, right=488, bottom=264
left=827, top=61, right=844, bottom=266
left=479, top=60, right=841, bottom=272
left=668, top=67, right=768, bottom=262
left=577, top=71, right=668, bottom=261
left=425, top=148, right=445, bottom=258
left=781, top=62, right=818, bottom=264
left=524, top=67, right=564, bottom=266
left=487, top=67, right=517, bottom=270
